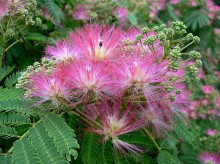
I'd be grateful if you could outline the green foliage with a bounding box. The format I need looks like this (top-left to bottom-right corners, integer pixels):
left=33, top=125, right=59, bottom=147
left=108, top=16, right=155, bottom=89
left=12, top=137, right=44, bottom=164
left=81, top=132, right=99, bottom=164
left=4, top=71, right=21, bottom=88
left=28, top=123, right=68, bottom=164
left=158, top=150, right=175, bottom=164
left=0, top=124, right=18, bottom=138
left=45, top=0, right=64, bottom=23
left=25, top=33, right=53, bottom=43
left=184, top=10, right=209, bottom=30
left=97, top=141, right=114, bottom=164
left=0, top=112, right=30, bottom=125
left=0, top=67, right=15, bottom=82
left=41, top=113, right=79, bottom=160
left=173, top=114, right=198, bottom=148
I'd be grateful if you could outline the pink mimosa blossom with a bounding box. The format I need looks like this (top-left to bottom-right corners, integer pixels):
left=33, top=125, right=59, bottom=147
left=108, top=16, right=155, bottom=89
left=88, top=103, right=145, bottom=155
left=26, top=70, right=72, bottom=106
left=202, top=85, right=214, bottom=94
left=198, top=151, right=220, bottom=164
left=113, top=7, right=128, bottom=26
left=73, top=4, right=91, bottom=20
left=64, top=59, right=116, bottom=102
left=45, top=39, right=79, bottom=60
left=0, top=0, right=11, bottom=20
left=206, top=129, right=217, bottom=136
left=216, top=98, right=220, bottom=109
left=70, top=24, right=123, bottom=60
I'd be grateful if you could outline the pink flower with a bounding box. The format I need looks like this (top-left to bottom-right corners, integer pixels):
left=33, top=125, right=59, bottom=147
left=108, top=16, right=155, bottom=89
left=113, top=7, right=128, bottom=25
left=73, top=4, right=91, bottom=20
left=216, top=98, right=220, bottom=109
left=64, top=59, right=116, bottom=103
left=25, top=70, right=72, bottom=106
left=0, top=0, right=11, bottom=20
left=198, top=68, right=204, bottom=79
left=88, top=103, right=145, bottom=155
left=202, top=85, right=214, bottom=94
left=169, top=0, right=180, bottom=4
left=70, top=25, right=123, bottom=60
left=45, top=39, right=80, bottom=60
left=198, top=151, right=220, bottom=164
left=206, top=129, right=217, bottom=136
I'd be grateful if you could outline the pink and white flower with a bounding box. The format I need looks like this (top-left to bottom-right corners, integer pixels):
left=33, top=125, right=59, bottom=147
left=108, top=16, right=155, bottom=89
left=202, top=85, right=214, bottom=94
left=70, top=24, right=123, bottom=60
left=198, top=151, right=220, bottom=164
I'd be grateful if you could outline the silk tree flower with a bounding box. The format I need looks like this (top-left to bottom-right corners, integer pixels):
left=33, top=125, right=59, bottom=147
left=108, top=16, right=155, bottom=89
left=206, top=129, right=217, bottom=136
left=0, top=0, right=11, bottom=20
left=113, top=7, right=128, bottom=26
left=216, top=98, right=220, bottom=109
left=202, top=85, right=214, bottom=94
left=64, top=59, right=117, bottom=103
left=70, top=24, right=123, bottom=60
left=140, top=106, right=173, bottom=136
left=73, top=4, right=91, bottom=20
left=88, top=103, right=145, bottom=155
left=45, top=39, right=80, bottom=60
left=24, top=70, right=72, bottom=106
left=198, top=151, right=220, bottom=164
left=113, top=50, right=168, bottom=107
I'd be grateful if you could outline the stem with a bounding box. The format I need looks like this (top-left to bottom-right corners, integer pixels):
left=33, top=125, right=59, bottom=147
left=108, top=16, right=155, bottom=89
left=142, top=127, right=161, bottom=151
left=73, top=106, right=103, bottom=128
left=181, top=41, right=194, bottom=51
left=5, top=40, right=19, bottom=52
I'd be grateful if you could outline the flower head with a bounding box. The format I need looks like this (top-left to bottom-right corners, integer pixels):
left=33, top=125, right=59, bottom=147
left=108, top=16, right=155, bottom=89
left=64, top=59, right=116, bottom=103
left=206, top=129, right=217, bottom=136
left=24, top=70, right=72, bottom=106
left=70, top=24, right=123, bottom=60
left=198, top=151, right=220, bottom=164
left=202, top=85, right=214, bottom=94
left=88, top=103, right=145, bottom=155
left=73, top=4, right=91, bottom=20
left=45, top=39, right=79, bottom=60
left=0, top=0, right=11, bottom=20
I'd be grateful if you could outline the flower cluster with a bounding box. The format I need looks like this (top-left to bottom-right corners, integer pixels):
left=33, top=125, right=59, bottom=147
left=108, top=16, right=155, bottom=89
left=17, top=22, right=201, bottom=155
left=198, top=151, right=220, bottom=164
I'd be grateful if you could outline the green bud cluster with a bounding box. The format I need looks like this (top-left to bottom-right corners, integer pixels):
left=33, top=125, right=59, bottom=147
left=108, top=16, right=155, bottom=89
left=141, top=27, right=150, bottom=34
left=189, top=51, right=201, bottom=59
left=169, top=46, right=181, bottom=71
left=16, top=58, right=57, bottom=89
left=3, top=29, right=15, bottom=39
left=170, top=94, right=175, bottom=102
left=143, top=36, right=157, bottom=45
left=171, top=21, right=187, bottom=35
left=135, top=34, right=143, bottom=41
left=195, top=59, right=203, bottom=68
left=165, top=84, right=174, bottom=93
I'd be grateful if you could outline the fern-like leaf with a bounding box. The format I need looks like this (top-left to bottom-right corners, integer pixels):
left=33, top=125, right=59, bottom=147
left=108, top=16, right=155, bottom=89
left=25, top=33, right=53, bottom=43
left=97, top=141, right=114, bottom=164
left=0, top=124, right=18, bottom=138
left=184, top=10, right=209, bottom=30
left=28, top=123, right=69, bottom=164
left=0, top=153, right=12, bottom=164
left=173, top=115, right=197, bottom=146
left=81, top=132, right=99, bottom=164
left=157, top=150, right=175, bottom=164
left=0, top=66, right=14, bottom=82
left=4, top=71, right=21, bottom=88
left=12, top=137, right=43, bottom=164
left=0, top=112, right=30, bottom=125
left=42, top=113, right=79, bottom=160
left=45, top=0, right=64, bottom=23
